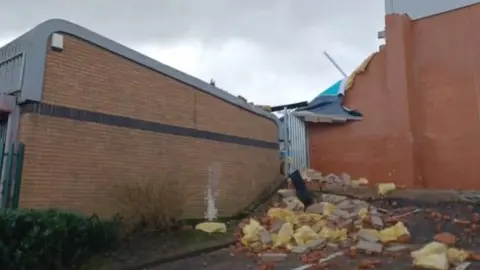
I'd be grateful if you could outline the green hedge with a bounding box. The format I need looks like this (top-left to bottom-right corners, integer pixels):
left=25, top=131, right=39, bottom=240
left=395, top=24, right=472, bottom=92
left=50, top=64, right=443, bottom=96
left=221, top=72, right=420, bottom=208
left=0, top=208, right=119, bottom=270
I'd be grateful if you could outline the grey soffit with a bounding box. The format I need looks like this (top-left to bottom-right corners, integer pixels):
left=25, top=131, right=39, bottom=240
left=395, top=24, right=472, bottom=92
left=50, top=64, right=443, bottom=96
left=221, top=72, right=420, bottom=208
left=3, top=19, right=279, bottom=127
left=293, top=95, right=363, bottom=123
left=21, top=102, right=278, bottom=150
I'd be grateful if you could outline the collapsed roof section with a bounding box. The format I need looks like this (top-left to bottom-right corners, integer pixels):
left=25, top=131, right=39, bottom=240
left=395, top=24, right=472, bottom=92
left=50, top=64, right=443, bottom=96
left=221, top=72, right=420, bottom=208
left=292, top=52, right=377, bottom=123
left=293, top=93, right=362, bottom=123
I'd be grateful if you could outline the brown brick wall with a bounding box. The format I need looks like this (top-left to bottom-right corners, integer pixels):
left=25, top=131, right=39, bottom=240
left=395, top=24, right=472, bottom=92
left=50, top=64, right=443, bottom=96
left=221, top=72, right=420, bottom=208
left=18, top=35, right=279, bottom=218
left=42, top=35, right=277, bottom=142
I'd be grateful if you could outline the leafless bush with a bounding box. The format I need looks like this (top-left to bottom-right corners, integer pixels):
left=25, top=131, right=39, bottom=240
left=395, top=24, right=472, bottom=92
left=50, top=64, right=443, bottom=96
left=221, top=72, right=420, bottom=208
left=113, top=169, right=186, bottom=234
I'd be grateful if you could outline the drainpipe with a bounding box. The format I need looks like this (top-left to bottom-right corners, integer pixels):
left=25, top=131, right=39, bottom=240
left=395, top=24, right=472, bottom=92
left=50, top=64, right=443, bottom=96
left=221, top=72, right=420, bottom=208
left=283, top=107, right=289, bottom=176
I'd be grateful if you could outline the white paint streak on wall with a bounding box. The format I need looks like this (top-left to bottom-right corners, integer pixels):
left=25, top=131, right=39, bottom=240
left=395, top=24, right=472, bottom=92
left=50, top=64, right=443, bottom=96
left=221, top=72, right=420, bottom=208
left=204, top=162, right=222, bottom=221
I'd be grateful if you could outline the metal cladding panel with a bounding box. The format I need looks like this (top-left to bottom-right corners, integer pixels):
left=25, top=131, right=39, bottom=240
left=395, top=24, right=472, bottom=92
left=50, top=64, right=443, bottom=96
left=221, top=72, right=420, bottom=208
left=284, top=111, right=308, bottom=174
left=386, top=0, right=480, bottom=20
left=0, top=38, right=28, bottom=95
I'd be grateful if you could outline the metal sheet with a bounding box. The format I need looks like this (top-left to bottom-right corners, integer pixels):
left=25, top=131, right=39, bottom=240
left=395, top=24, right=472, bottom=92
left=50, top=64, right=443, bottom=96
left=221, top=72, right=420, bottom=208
left=385, top=0, right=480, bottom=20
left=0, top=42, right=26, bottom=94
left=283, top=110, right=308, bottom=174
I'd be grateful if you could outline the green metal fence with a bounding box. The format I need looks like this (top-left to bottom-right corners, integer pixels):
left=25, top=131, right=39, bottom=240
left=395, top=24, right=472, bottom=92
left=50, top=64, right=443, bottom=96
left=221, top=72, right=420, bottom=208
left=0, top=142, right=25, bottom=209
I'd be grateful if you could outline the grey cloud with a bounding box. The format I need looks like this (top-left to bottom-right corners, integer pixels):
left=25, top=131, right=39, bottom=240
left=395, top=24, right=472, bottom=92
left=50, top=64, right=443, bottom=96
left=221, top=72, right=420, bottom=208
left=2, top=1, right=383, bottom=43
left=1, top=0, right=385, bottom=105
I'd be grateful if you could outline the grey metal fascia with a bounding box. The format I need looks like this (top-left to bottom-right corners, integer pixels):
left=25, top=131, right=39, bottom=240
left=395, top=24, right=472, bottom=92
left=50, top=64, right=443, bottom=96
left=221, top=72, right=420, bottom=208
left=377, top=30, right=385, bottom=39
left=385, top=0, right=393, bottom=14
left=8, top=19, right=279, bottom=127
left=385, top=0, right=480, bottom=20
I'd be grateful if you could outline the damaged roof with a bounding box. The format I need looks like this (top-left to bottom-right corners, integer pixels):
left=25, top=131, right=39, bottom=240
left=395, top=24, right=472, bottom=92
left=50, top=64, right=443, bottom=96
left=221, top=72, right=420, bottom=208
left=292, top=78, right=362, bottom=123
left=291, top=52, right=378, bottom=123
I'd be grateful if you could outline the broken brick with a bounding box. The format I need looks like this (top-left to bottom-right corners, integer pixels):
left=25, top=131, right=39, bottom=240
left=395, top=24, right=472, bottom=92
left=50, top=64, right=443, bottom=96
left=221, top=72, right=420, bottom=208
left=327, top=242, right=339, bottom=249
left=454, top=218, right=471, bottom=225
left=357, top=229, right=380, bottom=242
left=336, top=200, right=355, bottom=210
left=370, top=215, right=384, bottom=228
left=332, top=208, right=350, bottom=218
left=277, top=189, right=296, bottom=198
left=470, top=253, right=480, bottom=261
left=336, top=218, right=354, bottom=229
left=306, top=203, right=325, bottom=214
left=269, top=218, right=285, bottom=233
left=259, top=263, right=275, bottom=270
left=473, top=213, right=480, bottom=223
left=356, top=240, right=383, bottom=253
left=325, top=173, right=341, bottom=184
left=259, top=231, right=272, bottom=245
left=307, top=239, right=326, bottom=249
left=434, top=232, right=457, bottom=245
left=258, top=253, right=287, bottom=262
left=340, top=172, right=351, bottom=184
left=291, top=244, right=310, bottom=254
left=283, top=197, right=304, bottom=211
left=322, top=194, right=347, bottom=204
left=339, top=239, right=352, bottom=248
left=358, top=259, right=382, bottom=269
left=311, top=222, right=324, bottom=233
left=385, top=244, right=414, bottom=252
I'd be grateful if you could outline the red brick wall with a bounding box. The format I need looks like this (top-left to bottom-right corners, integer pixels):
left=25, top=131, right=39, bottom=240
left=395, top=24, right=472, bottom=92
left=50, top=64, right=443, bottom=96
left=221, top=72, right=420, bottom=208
left=18, top=35, right=279, bottom=218
left=309, top=4, right=480, bottom=189
left=412, top=5, right=480, bottom=189
left=308, top=49, right=412, bottom=186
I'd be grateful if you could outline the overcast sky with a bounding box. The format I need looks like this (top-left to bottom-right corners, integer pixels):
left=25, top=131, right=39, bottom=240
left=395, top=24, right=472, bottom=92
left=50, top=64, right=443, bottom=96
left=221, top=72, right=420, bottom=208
left=0, top=1, right=385, bottom=106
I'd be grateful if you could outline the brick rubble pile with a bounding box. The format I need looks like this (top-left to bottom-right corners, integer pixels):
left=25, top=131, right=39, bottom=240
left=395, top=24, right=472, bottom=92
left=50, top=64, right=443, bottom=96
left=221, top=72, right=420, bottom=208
left=230, top=169, right=480, bottom=270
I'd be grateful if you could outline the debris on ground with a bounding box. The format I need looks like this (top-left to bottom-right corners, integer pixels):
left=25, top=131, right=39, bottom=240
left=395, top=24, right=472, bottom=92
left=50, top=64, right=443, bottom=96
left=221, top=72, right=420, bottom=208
left=377, top=183, right=396, bottom=196
left=228, top=168, right=480, bottom=269
left=299, top=169, right=371, bottom=188
left=195, top=222, right=227, bottom=233
left=410, top=241, right=473, bottom=269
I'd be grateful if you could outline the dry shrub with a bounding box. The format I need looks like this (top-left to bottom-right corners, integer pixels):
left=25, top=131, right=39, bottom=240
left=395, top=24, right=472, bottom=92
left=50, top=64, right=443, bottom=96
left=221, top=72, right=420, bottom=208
left=114, top=169, right=186, bottom=234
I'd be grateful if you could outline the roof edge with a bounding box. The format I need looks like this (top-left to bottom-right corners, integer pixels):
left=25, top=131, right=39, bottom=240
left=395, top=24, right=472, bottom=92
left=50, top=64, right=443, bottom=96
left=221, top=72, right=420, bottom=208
left=18, top=18, right=279, bottom=127
left=385, top=0, right=480, bottom=21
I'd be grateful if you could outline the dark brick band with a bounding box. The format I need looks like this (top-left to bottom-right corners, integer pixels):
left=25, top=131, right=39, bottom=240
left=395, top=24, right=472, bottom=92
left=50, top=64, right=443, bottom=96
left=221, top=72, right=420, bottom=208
left=21, top=102, right=279, bottom=149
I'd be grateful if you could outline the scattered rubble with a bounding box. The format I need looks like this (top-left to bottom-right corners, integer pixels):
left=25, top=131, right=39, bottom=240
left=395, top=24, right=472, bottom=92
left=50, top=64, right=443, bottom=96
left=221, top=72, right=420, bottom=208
left=227, top=169, right=480, bottom=269
left=195, top=222, right=227, bottom=233
left=378, top=183, right=396, bottom=196
left=456, top=262, right=472, bottom=270
left=434, top=232, right=457, bottom=245
left=356, top=240, right=383, bottom=253
left=258, top=253, right=287, bottom=263
left=410, top=241, right=473, bottom=269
